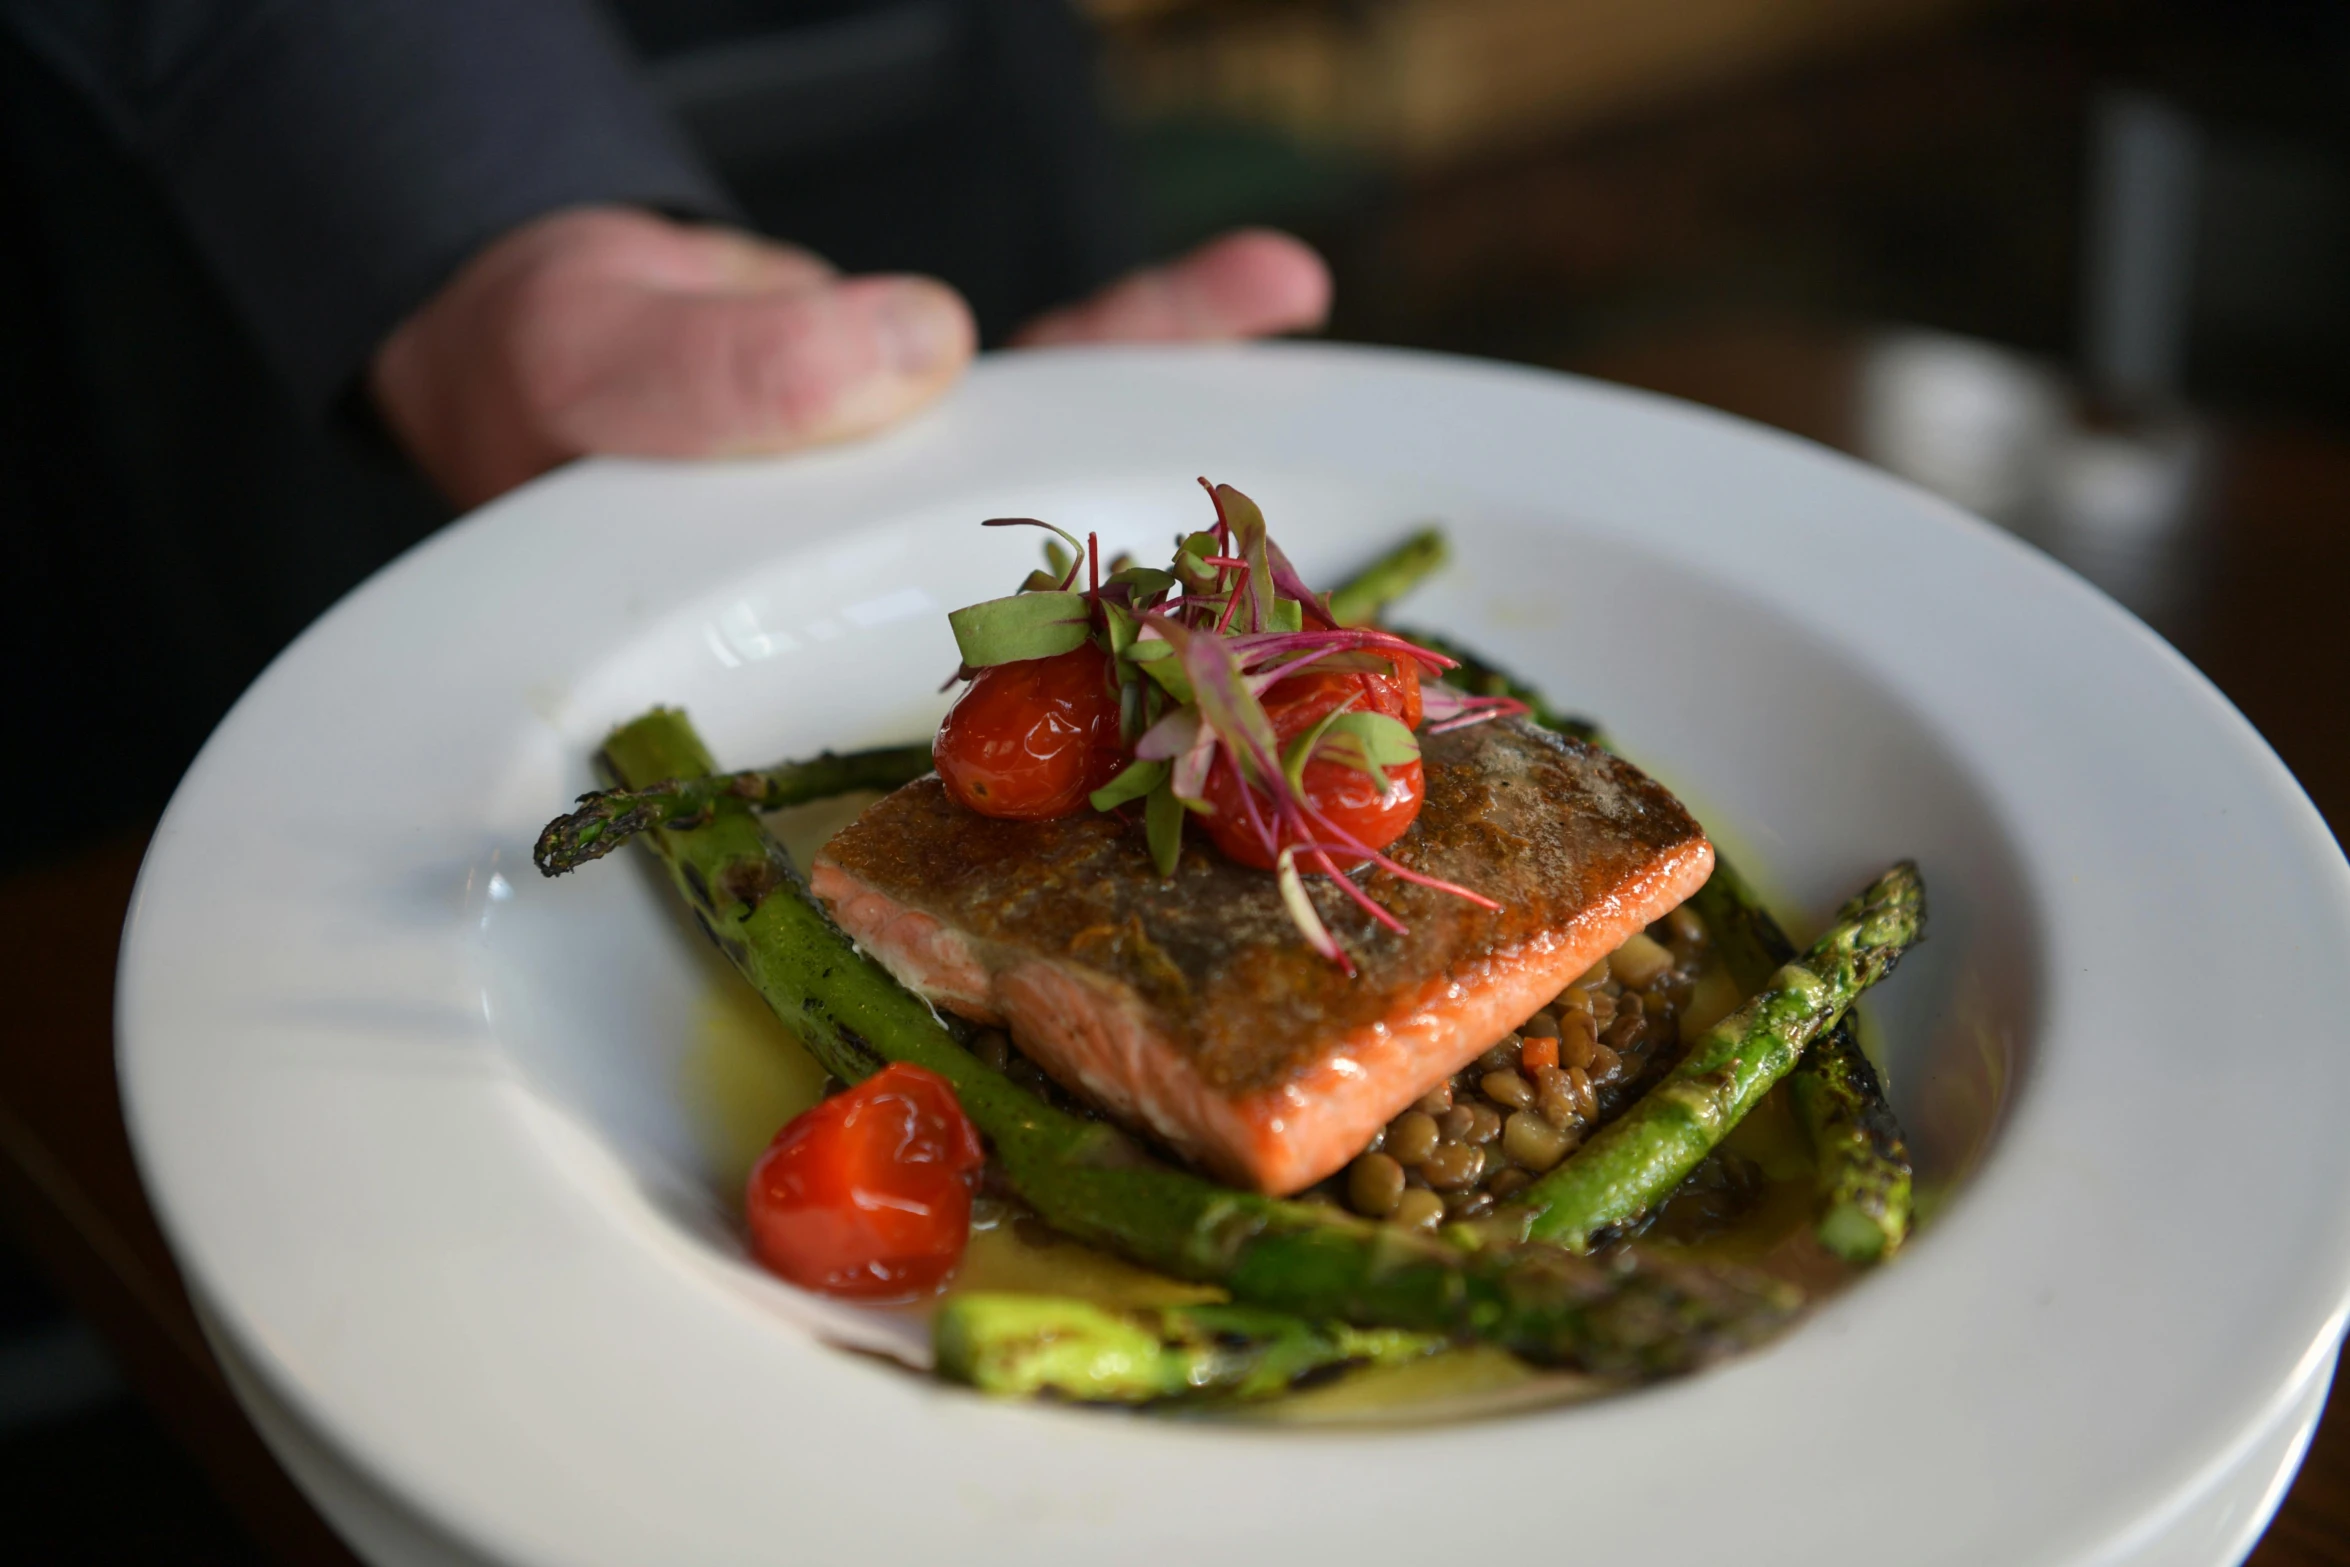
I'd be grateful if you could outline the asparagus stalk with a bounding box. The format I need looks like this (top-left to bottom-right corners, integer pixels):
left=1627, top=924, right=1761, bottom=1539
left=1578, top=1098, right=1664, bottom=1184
left=599, top=707, right=1800, bottom=1376
left=535, top=742, right=933, bottom=876
left=934, top=1293, right=1442, bottom=1403
left=1402, top=621, right=1915, bottom=1262
left=1327, top=528, right=1448, bottom=627
left=1507, top=862, right=1924, bottom=1253
left=1692, top=858, right=1914, bottom=1262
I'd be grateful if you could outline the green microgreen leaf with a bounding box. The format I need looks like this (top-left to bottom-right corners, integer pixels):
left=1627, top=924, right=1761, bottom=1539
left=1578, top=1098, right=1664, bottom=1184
left=1269, top=596, right=1304, bottom=633
left=1174, top=531, right=1220, bottom=590
left=948, top=590, right=1091, bottom=667
left=1161, top=616, right=1282, bottom=790
left=1276, top=847, right=1350, bottom=971
left=1118, top=671, right=1146, bottom=747
left=1145, top=777, right=1185, bottom=877
left=1123, top=638, right=1172, bottom=663
left=1100, top=600, right=1138, bottom=657
left=1090, top=757, right=1167, bottom=813
left=1312, top=711, right=1420, bottom=792
left=1281, top=699, right=1357, bottom=797
left=1104, top=565, right=1177, bottom=598
left=1020, top=568, right=1063, bottom=592
left=1138, top=650, right=1194, bottom=705
left=982, top=518, right=1086, bottom=588
left=1217, top=484, right=1277, bottom=633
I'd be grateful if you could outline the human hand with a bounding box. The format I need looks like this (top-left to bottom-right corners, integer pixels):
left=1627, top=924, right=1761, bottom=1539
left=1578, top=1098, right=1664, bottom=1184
left=370, top=208, right=1330, bottom=508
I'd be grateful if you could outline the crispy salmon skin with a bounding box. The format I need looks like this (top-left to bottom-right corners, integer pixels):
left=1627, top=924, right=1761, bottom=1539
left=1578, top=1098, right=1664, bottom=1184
left=811, top=719, right=1712, bottom=1195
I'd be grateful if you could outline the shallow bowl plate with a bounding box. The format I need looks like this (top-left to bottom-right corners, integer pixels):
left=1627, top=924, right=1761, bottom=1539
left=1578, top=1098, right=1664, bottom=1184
left=119, top=345, right=2350, bottom=1566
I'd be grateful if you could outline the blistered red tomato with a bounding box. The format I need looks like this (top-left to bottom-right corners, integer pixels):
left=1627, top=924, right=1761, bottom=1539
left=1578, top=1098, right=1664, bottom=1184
left=935, top=642, right=1123, bottom=820
left=1202, top=658, right=1425, bottom=871
left=743, top=1063, right=986, bottom=1300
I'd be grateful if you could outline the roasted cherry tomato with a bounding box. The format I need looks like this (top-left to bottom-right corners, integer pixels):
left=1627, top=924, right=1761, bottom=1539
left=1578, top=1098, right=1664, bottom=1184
left=1255, top=659, right=1420, bottom=734
left=935, top=641, right=1123, bottom=820
left=1202, top=659, right=1425, bottom=871
left=744, top=1063, right=986, bottom=1300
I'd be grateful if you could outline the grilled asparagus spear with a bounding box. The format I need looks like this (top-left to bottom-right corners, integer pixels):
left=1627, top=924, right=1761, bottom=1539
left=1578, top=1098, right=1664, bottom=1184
left=1506, top=861, right=1924, bottom=1253
left=534, top=743, right=933, bottom=875
left=598, top=707, right=1799, bottom=1376
left=1327, top=528, right=1448, bottom=626
left=934, top=1293, right=1441, bottom=1403
left=1410, top=625, right=1914, bottom=1261
left=1692, top=858, right=1914, bottom=1262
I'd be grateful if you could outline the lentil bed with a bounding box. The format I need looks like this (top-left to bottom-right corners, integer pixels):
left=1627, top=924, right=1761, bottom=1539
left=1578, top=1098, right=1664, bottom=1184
left=1329, top=904, right=1716, bottom=1227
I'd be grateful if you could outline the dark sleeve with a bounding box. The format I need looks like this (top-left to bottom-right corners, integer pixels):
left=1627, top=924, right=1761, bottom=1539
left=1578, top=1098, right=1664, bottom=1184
left=1, top=0, right=735, bottom=409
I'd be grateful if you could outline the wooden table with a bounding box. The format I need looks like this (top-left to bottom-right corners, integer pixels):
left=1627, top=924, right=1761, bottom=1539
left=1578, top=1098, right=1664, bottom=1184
left=3, top=325, right=2344, bottom=1563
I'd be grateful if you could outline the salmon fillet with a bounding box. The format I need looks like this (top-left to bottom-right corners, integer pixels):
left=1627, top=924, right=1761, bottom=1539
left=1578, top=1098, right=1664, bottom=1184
left=811, top=719, right=1712, bottom=1195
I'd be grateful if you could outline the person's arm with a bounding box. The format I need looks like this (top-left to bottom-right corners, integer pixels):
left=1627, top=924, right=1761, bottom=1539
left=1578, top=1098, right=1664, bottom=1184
left=1, top=0, right=730, bottom=413
left=7, top=0, right=1330, bottom=512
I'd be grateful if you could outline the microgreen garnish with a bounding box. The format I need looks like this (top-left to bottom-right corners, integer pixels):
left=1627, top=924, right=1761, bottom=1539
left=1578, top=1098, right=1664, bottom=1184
left=943, top=480, right=1530, bottom=968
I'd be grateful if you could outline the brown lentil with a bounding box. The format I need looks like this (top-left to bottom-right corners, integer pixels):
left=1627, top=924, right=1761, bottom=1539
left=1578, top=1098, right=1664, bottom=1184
left=1387, top=1110, right=1440, bottom=1167
left=1567, top=1064, right=1598, bottom=1121
left=1609, top=931, right=1675, bottom=989
left=1348, top=1153, right=1407, bottom=1217
left=1503, top=1110, right=1571, bottom=1171
left=1481, top=1069, right=1536, bottom=1111
left=1421, top=1141, right=1483, bottom=1190
left=1534, top=1064, right=1582, bottom=1129
left=1392, top=1189, right=1446, bottom=1230
left=1558, top=1010, right=1598, bottom=1070
left=1333, top=904, right=1713, bottom=1220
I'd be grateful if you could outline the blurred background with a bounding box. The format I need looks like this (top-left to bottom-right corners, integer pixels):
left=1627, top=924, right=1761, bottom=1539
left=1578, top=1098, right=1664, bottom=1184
left=3, top=0, right=2347, bottom=1560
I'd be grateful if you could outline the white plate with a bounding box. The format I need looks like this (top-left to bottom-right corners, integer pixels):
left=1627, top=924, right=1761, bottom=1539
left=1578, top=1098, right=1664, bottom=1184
left=120, top=345, right=2350, bottom=1566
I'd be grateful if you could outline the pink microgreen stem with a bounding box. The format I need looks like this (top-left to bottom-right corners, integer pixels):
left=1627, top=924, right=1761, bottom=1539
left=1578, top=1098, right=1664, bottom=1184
left=1419, top=689, right=1533, bottom=733
left=1308, top=847, right=1411, bottom=936
left=1227, top=627, right=1459, bottom=674
left=1245, top=646, right=1346, bottom=693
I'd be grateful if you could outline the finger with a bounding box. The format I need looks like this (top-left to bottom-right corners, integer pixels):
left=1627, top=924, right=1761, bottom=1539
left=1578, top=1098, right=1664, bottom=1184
left=675, top=225, right=838, bottom=296
left=541, top=273, right=976, bottom=459
left=1011, top=229, right=1332, bottom=347
left=506, top=207, right=838, bottom=296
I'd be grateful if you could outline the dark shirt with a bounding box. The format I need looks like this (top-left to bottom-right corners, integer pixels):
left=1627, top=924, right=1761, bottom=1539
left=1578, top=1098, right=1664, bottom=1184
left=0, top=0, right=1132, bottom=864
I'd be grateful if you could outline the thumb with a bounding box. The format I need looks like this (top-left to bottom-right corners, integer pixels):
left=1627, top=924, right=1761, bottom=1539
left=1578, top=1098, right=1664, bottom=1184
left=545, top=273, right=976, bottom=460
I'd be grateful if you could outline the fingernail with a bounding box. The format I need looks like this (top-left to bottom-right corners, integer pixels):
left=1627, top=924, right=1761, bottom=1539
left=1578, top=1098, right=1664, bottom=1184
left=878, top=282, right=971, bottom=377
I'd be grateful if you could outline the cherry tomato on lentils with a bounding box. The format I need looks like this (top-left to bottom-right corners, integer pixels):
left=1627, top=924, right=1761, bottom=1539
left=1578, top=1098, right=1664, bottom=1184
left=1203, top=660, right=1425, bottom=871
left=935, top=641, right=1124, bottom=820
left=744, top=1063, right=986, bottom=1300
